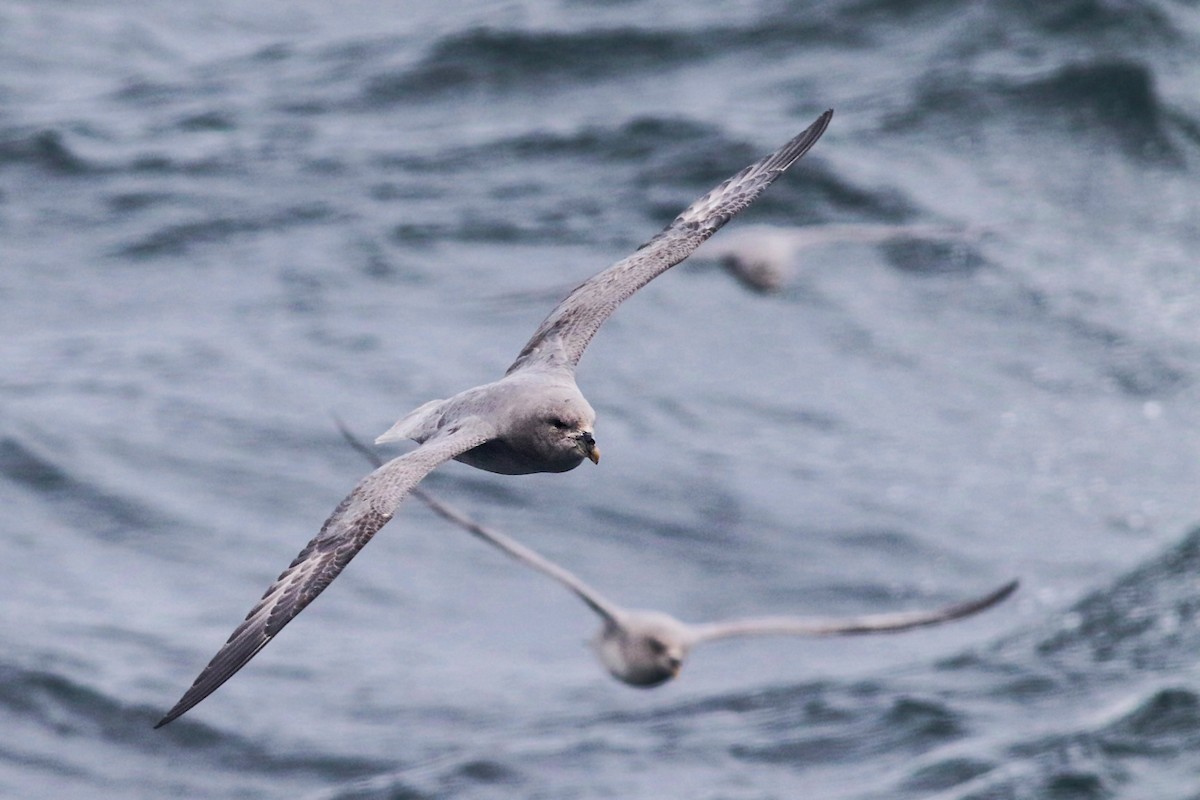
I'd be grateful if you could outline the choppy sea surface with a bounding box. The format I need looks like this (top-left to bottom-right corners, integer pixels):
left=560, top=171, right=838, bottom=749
left=3, top=1, right=1200, bottom=797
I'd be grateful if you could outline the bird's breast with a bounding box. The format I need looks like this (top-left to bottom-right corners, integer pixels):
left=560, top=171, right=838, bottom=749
left=453, top=438, right=584, bottom=475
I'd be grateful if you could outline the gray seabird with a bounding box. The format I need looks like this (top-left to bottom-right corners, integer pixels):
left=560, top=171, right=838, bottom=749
left=341, top=422, right=1018, bottom=688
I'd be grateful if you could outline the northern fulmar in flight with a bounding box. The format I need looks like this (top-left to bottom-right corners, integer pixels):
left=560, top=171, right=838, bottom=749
left=706, top=222, right=986, bottom=293
left=155, top=110, right=833, bottom=727
left=340, top=422, right=1018, bottom=687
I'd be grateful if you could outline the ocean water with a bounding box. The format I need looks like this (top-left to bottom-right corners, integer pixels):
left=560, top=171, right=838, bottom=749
left=3, top=0, right=1200, bottom=797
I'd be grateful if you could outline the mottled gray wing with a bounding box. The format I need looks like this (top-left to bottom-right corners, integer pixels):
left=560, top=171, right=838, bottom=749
left=335, top=419, right=622, bottom=624
left=689, top=580, right=1018, bottom=644
left=507, top=109, right=832, bottom=373
left=155, top=420, right=495, bottom=728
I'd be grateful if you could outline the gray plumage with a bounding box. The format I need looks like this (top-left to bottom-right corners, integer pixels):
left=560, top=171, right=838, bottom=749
left=156, top=110, right=834, bottom=727
left=342, top=424, right=1018, bottom=689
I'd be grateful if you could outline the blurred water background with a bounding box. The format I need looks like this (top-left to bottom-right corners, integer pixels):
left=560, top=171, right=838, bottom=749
left=3, top=0, right=1200, bottom=797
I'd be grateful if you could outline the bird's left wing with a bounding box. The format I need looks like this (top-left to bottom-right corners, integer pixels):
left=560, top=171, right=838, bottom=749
left=412, top=487, right=624, bottom=625
left=688, top=580, right=1018, bottom=644
left=155, top=418, right=495, bottom=728
left=507, top=109, right=832, bottom=373
left=335, top=419, right=624, bottom=625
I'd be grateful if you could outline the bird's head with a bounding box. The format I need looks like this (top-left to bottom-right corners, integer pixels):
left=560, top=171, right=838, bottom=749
left=593, top=612, right=690, bottom=687
left=526, top=387, right=598, bottom=469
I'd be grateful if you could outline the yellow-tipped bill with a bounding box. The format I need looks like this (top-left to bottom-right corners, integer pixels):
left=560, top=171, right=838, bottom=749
left=577, top=432, right=600, bottom=464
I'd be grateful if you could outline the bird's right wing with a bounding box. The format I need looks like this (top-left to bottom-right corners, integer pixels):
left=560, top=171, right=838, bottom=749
left=506, top=109, right=833, bottom=373
left=336, top=419, right=623, bottom=625
left=155, top=418, right=495, bottom=728
left=689, top=580, right=1018, bottom=644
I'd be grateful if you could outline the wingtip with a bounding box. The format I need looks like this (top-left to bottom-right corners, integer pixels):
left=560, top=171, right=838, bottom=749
left=996, top=578, right=1021, bottom=601
left=815, top=108, right=834, bottom=131
left=153, top=693, right=197, bottom=729
left=336, top=417, right=385, bottom=469
left=775, top=109, right=834, bottom=167
left=153, top=709, right=179, bottom=729
left=970, top=578, right=1020, bottom=614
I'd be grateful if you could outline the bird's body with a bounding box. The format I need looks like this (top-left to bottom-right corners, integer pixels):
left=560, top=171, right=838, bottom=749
left=156, top=110, right=834, bottom=727
left=593, top=612, right=690, bottom=687
left=378, top=367, right=598, bottom=475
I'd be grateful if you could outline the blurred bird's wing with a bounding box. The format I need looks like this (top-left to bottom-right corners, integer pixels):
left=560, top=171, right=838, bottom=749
left=689, top=580, right=1018, bottom=644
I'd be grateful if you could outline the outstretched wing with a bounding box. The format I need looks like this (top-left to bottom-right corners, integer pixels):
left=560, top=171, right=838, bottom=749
left=507, top=109, right=833, bottom=373
left=335, top=418, right=623, bottom=625
left=689, top=580, right=1018, bottom=644
left=413, top=487, right=622, bottom=624
left=155, top=419, right=495, bottom=728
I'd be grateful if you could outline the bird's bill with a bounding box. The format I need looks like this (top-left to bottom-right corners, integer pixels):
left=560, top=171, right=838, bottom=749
left=577, top=432, right=600, bottom=464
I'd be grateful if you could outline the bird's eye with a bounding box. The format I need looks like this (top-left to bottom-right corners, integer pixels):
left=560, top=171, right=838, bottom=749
left=648, top=639, right=667, bottom=655
left=549, top=417, right=569, bottom=430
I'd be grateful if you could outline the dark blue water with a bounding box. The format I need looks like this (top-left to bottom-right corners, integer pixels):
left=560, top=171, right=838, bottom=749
left=3, top=1, right=1200, bottom=797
